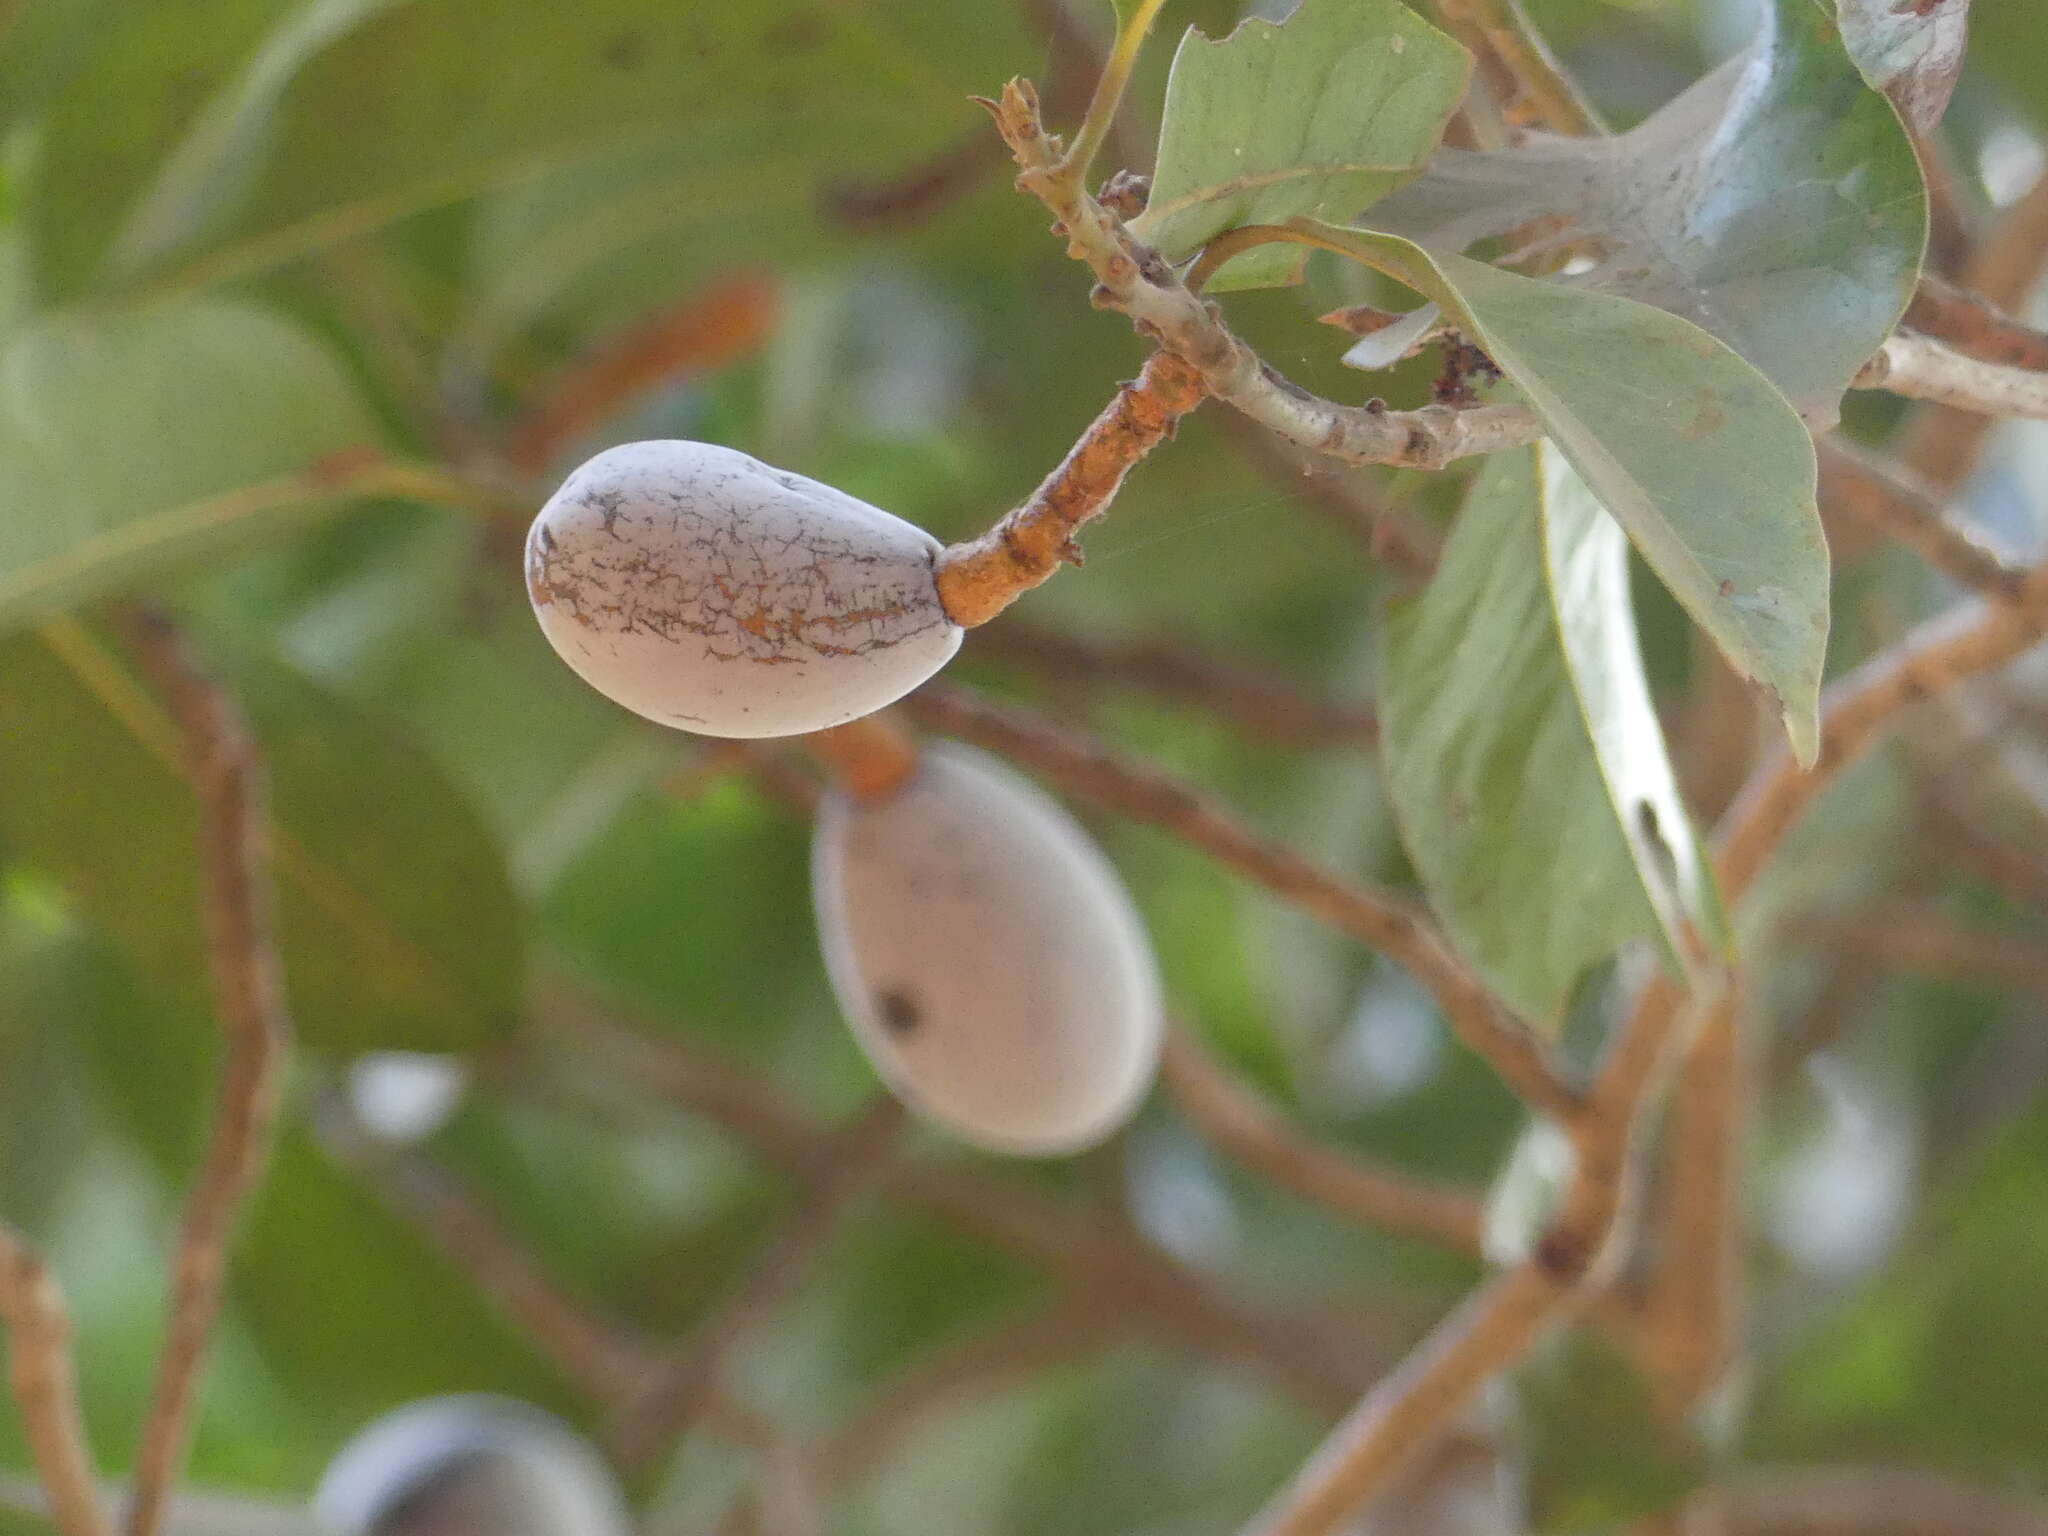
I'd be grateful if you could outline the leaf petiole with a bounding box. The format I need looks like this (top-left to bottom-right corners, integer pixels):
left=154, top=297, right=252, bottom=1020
left=1058, top=0, right=1173, bottom=189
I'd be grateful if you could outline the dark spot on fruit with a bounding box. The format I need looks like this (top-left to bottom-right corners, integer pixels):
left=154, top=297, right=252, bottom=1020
left=876, top=988, right=921, bottom=1035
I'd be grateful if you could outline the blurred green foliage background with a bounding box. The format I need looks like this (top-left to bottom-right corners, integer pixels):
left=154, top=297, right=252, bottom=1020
left=0, top=0, right=2045, bottom=1531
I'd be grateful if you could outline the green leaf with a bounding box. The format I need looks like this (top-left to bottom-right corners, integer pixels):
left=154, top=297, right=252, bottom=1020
left=543, top=780, right=824, bottom=1060
left=238, top=1126, right=580, bottom=1423
left=51, top=0, right=1030, bottom=296
left=1130, top=0, right=1467, bottom=291
left=462, top=132, right=820, bottom=356
left=1301, top=220, right=1828, bottom=762
left=0, top=299, right=381, bottom=631
left=0, top=896, right=99, bottom=1234
left=0, top=622, right=521, bottom=1053
left=22, top=0, right=304, bottom=297
left=1513, top=1327, right=1712, bottom=1532
left=0, top=0, right=110, bottom=140
left=1758, top=1104, right=2048, bottom=1477
left=1379, top=442, right=1715, bottom=1024
left=1369, top=0, right=1924, bottom=420
left=1837, top=0, right=1970, bottom=135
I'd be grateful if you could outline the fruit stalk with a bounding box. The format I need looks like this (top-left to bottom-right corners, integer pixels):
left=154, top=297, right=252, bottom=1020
left=933, top=350, right=1208, bottom=626
left=805, top=715, right=921, bottom=802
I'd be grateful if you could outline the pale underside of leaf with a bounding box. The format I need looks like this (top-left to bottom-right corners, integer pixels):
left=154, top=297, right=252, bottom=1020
left=1367, top=0, right=1925, bottom=422
left=1340, top=301, right=1442, bottom=370
left=1836, top=0, right=1972, bottom=135
left=1379, top=442, right=1712, bottom=1023
left=1537, top=443, right=1720, bottom=964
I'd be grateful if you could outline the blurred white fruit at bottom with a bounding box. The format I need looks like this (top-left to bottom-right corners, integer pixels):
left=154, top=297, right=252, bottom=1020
left=312, top=1396, right=628, bottom=1536
left=812, top=743, right=1164, bottom=1155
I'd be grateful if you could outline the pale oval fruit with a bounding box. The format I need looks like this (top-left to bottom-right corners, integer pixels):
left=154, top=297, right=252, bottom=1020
left=526, top=441, right=962, bottom=738
left=812, top=743, right=1164, bottom=1155
left=314, top=1396, right=629, bottom=1536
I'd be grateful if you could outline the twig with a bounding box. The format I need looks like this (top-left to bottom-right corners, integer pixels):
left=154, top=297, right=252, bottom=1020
left=1904, top=275, right=2048, bottom=373
left=935, top=351, right=1209, bottom=624
left=1638, top=995, right=1746, bottom=1418
left=972, top=621, right=1379, bottom=746
left=315, top=1090, right=779, bottom=1463
left=1919, top=788, right=2048, bottom=912
left=1240, top=1267, right=1569, bottom=1536
left=607, top=1100, right=904, bottom=1468
left=1900, top=170, right=2048, bottom=494
left=1716, top=560, right=2048, bottom=900
left=1623, top=182, right=2048, bottom=1457
left=1963, top=171, right=2048, bottom=323
left=826, top=130, right=1006, bottom=230
left=1625, top=562, right=2048, bottom=1448
left=1852, top=331, right=2048, bottom=419
left=0, top=1230, right=111, bottom=1536
left=1669, top=633, right=1767, bottom=820
left=901, top=682, right=1580, bottom=1121
left=312, top=1094, right=653, bottom=1405
left=1716, top=1468, right=2048, bottom=1536
left=1419, top=4, right=1518, bottom=149
left=1789, top=905, right=2048, bottom=1003
left=116, top=612, right=291, bottom=1536
left=812, top=1302, right=1115, bottom=1486
left=1816, top=441, right=2029, bottom=602
left=538, top=1000, right=1387, bottom=1411
left=1161, top=1027, right=1485, bottom=1256
left=1432, top=0, right=1605, bottom=135
left=980, top=80, right=1546, bottom=471
left=1240, top=961, right=1722, bottom=1536
left=504, top=275, right=778, bottom=475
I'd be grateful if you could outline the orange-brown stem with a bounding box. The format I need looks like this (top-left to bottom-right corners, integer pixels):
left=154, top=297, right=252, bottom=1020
left=934, top=351, right=1208, bottom=626
left=805, top=715, right=921, bottom=802
left=1906, top=275, right=2048, bottom=373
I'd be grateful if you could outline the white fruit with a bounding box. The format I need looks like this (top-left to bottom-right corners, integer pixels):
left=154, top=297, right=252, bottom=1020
left=526, top=441, right=962, bottom=738
left=812, top=743, right=1164, bottom=1155
left=313, top=1395, right=629, bottom=1536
